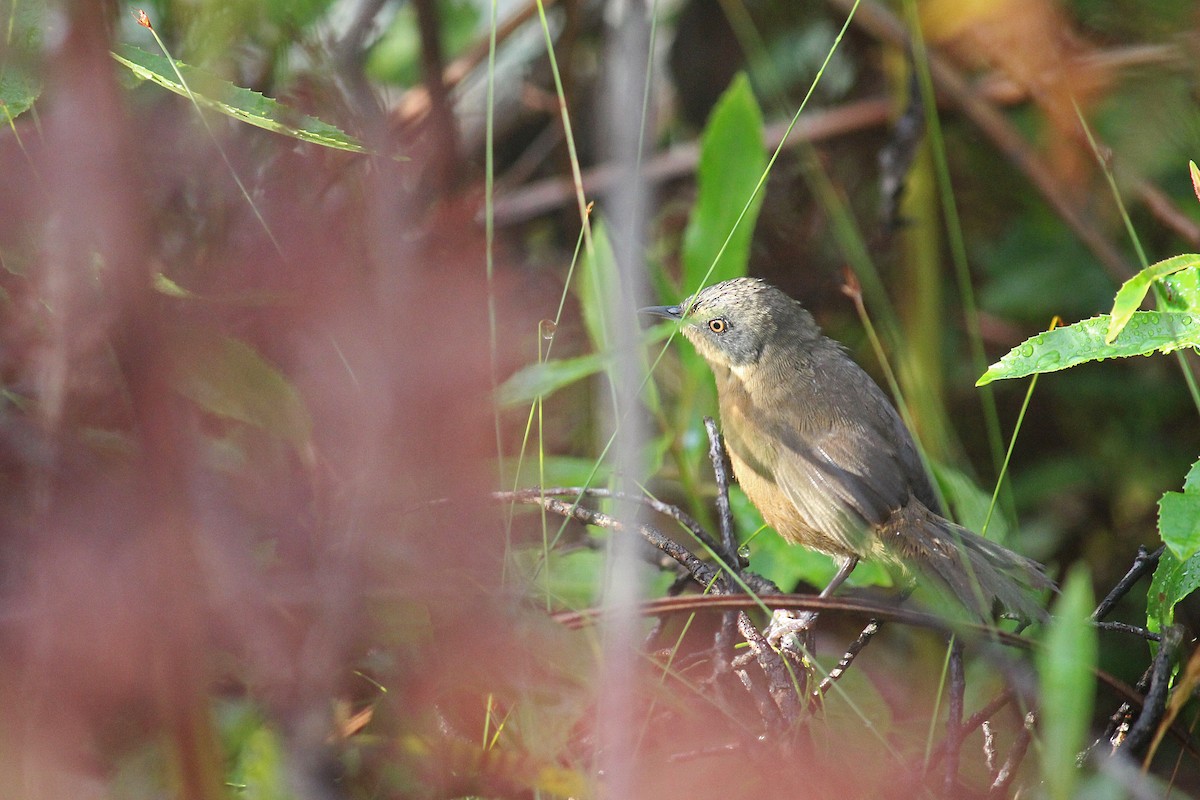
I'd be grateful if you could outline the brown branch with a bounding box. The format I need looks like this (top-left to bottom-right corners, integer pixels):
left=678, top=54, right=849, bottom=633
left=493, top=97, right=895, bottom=225
left=734, top=611, right=805, bottom=728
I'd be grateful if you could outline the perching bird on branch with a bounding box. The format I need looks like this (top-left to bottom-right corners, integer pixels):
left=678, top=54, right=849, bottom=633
left=642, top=278, right=1053, bottom=630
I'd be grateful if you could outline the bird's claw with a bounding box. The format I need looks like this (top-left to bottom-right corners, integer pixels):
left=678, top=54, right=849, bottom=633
left=764, top=608, right=819, bottom=652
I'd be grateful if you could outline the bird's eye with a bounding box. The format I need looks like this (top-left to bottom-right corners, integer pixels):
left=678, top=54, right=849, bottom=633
left=708, top=318, right=727, bottom=333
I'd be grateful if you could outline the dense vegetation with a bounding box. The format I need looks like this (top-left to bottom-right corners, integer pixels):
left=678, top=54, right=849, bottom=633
left=2, top=0, right=1200, bottom=797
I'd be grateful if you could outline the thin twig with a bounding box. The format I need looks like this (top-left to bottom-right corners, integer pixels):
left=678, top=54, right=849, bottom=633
left=1094, top=620, right=1161, bottom=642
left=703, top=416, right=740, bottom=567
left=499, top=486, right=726, bottom=555
left=925, top=687, right=1017, bottom=772
left=988, top=710, right=1034, bottom=798
left=1092, top=545, right=1164, bottom=622
left=502, top=492, right=723, bottom=590
left=981, top=720, right=997, bottom=776
left=814, top=619, right=881, bottom=697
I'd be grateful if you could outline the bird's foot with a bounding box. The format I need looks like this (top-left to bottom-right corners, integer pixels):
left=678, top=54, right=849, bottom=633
left=764, top=609, right=819, bottom=654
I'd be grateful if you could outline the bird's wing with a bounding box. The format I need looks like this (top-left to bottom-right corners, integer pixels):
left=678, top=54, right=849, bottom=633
left=762, top=363, right=924, bottom=555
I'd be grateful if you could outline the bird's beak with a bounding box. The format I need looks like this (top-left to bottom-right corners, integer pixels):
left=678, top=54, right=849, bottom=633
left=638, top=304, right=683, bottom=321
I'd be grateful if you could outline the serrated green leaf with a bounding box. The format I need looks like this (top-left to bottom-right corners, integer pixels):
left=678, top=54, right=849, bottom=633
left=681, top=73, right=766, bottom=293
left=0, top=73, right=40, bottom=123
left=1159, top=457, right=1200, bottom=561
left=111, top=44, right=367, bottom=153
left=1183, top=457, right=1200, bottom=492
left=1037, top=565, right=1096, bottom=800
left=1160, top=494, right=1200, bottom=561
left=0, top=0, right=43, bottom=124
left=1107, top=254, right=1200, bottom=342
left=496, top=353, right=607, bottom=407
left=1148, top=548, right=1200, bottom=631
left=977, top=311, right=1200, bottom=386
left=176, top=336, right=312, bottom=445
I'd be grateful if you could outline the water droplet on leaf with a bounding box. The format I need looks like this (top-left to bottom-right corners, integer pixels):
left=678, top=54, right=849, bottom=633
left=1035, top=350, right=1061, bottom=369
left=540, top=319, right=557, bottom=340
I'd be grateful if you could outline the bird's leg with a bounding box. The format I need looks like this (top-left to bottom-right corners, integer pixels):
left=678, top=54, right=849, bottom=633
left=820, top=555, right=860, bottom=598
left=765, top=555, right=860, bottom=648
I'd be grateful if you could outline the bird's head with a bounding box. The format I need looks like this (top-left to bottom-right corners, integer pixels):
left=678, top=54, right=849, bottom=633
left=640, top=277, right=820, bottom=370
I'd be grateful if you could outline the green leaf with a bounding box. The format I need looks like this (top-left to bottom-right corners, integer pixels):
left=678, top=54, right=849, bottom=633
left=111, top=44, right=367, bottom=153
left=1163, top=266, right=1200, bottom=313
left=1148, top=548, right=1200, bottom=631
left=519, top=545, right=672, bottom=610
left=496, top=353, right=607, bottom=407
left=230, top=726, right=289, bottom=800
left=680, top=73, right=766, bottom=293
left=575, top=219, right=619, bottom=353
left=1160, top=494, right=1200, bottom=561
left=1107, top=254, right=1200, bottom=341
left=1158, top=457, right=1200, bottom=561
left=1036, top=565, right=1097, bottom=800
left=496, top=456, right=612, bottom=489
left=175, top=336, right=312, bottom=445
left=976, top=311, right=1200, bottom=386
left=0, top=0, right=43, bottom=123
left=0, top=73, right=40, bottom=123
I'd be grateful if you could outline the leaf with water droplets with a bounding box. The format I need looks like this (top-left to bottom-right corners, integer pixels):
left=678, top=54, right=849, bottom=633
left=1107, top=254, right=1200, bottom=342
left=1149, top=547, right=1200, bottom=631
left=1163, top=266, right=1200, bottom=313
left=977, top=311, right=1200, bottom=386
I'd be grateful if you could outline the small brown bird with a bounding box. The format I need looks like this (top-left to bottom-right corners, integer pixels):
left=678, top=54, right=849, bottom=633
left=643, top=277, right=1053, bottom=624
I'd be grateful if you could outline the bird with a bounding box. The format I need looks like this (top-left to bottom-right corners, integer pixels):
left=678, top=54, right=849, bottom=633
left=641, top=277, right=1053, bottom=627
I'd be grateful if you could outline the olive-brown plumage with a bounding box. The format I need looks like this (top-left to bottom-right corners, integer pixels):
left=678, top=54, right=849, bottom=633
left=644, top=277, right=1053, bottom=622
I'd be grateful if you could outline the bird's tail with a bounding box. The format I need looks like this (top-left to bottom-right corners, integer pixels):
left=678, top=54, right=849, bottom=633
left=885, top=503, right=1055, bottom=624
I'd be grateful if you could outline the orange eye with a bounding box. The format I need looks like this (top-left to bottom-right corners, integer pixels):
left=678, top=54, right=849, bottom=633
left=708, top=318, right=727, bottom=333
